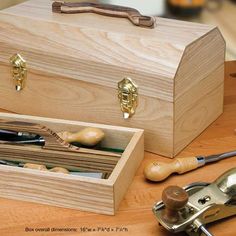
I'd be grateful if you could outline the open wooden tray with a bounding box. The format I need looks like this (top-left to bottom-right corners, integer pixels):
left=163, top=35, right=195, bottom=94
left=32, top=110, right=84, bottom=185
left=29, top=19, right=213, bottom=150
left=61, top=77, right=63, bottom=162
left=0, top=112, right=144, bottom=215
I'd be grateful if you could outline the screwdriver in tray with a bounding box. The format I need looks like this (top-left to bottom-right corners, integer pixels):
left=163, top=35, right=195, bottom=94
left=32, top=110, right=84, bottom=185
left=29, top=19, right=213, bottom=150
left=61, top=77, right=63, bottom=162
left=0, top=129, right=41, bottom=141
left=0, top=129, right=45, bottom=146
left=144, top=150, right=236, bottom=182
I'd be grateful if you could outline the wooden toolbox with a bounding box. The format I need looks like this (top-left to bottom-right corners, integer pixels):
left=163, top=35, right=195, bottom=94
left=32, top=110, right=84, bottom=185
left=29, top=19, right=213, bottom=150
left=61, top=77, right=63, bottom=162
left=0, top=0, right=225, bottom=157
left=0, top=112, right=144, bottom=215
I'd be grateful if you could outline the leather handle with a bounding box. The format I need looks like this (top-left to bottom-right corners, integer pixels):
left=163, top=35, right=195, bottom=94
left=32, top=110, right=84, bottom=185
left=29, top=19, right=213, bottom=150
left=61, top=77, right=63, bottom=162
left=52, top=1, right=156, bottom=28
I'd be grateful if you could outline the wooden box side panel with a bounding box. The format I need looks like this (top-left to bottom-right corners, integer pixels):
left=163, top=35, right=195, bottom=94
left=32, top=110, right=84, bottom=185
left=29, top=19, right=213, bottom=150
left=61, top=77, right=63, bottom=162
left=111, top=131, right=144, bottom=211
left=174, top=65, right=224, bottom=155
left=0, top=166, right=114, bottom=215
left=174, top=28, right=225, bottom=100
left=0, top=64, right=174, bottom=156
left=174, top=28, right=225, bottom=155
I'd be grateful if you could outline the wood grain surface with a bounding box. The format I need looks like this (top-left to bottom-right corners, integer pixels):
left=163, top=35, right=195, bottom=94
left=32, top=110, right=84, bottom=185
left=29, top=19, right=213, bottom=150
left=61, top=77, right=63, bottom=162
left=0, top=61, right=235, bottom=235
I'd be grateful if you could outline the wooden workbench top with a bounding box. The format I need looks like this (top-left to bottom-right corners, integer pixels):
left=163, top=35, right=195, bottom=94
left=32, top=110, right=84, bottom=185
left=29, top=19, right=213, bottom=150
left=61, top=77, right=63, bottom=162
left=0, top=61, right=236, bottom=236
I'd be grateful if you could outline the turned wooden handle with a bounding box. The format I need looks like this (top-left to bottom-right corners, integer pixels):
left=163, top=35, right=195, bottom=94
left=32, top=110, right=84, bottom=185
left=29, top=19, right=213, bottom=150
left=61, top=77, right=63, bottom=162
left=24, top=163, right=69, bottom=174
left=144, top=157, right=199, bottom=182
left=24, top=163, right=48, bottom=171
left=52, top=1, right=156, bottom=28
left=162, top=186, right=188, bottom=223
left=57, top=127, right=105, bottom=147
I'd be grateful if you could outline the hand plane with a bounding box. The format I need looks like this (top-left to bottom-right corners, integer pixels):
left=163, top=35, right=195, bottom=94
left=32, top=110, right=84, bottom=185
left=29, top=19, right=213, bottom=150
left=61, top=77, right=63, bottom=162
left=153, top=168, right=236, bottom=236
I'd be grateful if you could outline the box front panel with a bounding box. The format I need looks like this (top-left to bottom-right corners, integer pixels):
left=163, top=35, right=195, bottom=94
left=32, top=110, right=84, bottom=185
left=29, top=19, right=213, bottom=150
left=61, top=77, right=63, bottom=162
left=0, top=166, right=114, bottom=215
left=0, top=63, right=174, bottom=156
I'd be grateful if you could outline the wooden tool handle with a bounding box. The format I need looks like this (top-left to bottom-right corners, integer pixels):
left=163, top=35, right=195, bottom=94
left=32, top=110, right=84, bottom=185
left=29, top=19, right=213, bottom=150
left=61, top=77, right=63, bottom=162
left=23, top=163, right=48, bottom=171
left=24, top=163, right=69, bottom=174
left=57, top=127, right=105, bottom=147
left=162, top=185, right=188, bottom=223
left=52, top=1, right=156, bottom=28
left=144, top=157, right=199, bottom=182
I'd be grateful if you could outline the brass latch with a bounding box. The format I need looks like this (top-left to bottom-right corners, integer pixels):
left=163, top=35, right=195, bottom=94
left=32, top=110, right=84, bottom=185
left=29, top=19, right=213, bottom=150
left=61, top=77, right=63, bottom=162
left=118, top=77, right=138, bottom=119
left=10, top=54, right=27, bottom=91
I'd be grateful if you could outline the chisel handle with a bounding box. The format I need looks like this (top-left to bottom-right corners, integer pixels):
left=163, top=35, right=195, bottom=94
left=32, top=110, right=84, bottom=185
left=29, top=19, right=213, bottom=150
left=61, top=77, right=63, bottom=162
left=23, top=163, right=69, bottom=174
left=57, top=127, right=105, bottom=147
left=144, top=157, right=201, bottom=182
left=23, top=163, right=48, bottom=171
